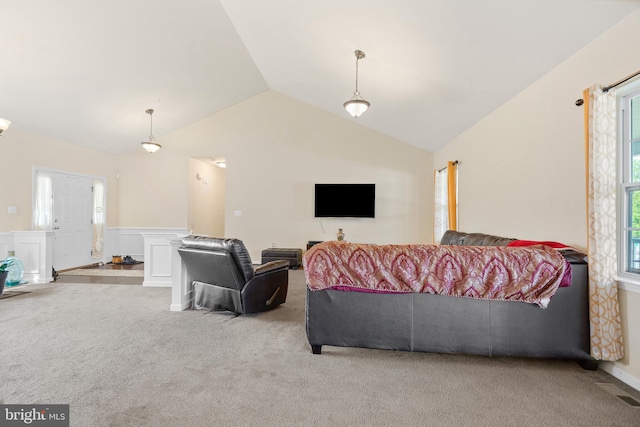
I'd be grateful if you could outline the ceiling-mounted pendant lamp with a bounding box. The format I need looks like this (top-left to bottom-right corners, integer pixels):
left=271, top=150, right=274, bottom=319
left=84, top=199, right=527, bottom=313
left=0, top=118, right=11, bottom=135
left=343, top=50, right=370, bottom=118
left=140, top=109, right=161, bottom=153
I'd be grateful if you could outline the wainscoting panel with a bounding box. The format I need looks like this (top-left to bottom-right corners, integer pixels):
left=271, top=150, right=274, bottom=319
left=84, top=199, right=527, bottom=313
left=17, top=242, right=41, bottom=274
left=142, top=232, right=187, bottom=288
left=119, top=230, right=147, bottom=260
left=0, top=232, right=11, bottom=259
left=13, top=231, right=53, bottom=284
left=105, top=227, right=188, bottom=264
left=150, top=244, right=172, bottom=277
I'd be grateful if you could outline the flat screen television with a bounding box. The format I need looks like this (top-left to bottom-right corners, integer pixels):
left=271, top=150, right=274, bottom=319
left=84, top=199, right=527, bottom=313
left=314, top=184, right=375, bottom=218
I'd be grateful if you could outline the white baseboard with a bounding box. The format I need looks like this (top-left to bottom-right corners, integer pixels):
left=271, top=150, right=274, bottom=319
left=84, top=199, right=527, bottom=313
left=600, top=362, right=640, bottom=392
left=170, top=301, right=191, bottom=312
left=143, top=281, right=172, bottom=288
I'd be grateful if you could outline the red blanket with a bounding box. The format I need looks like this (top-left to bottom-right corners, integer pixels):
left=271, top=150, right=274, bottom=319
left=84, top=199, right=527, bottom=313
left=507, top=240, right=570, bottom=249
left=303, top=241, right=570, bottom=308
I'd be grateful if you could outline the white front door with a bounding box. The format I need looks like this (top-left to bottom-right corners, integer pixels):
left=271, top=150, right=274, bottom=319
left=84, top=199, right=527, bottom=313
left=52, top=172, right=94, bottom=270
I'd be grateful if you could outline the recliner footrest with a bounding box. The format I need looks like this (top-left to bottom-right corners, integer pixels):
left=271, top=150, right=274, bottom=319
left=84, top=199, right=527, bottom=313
left=192, top=281, right=242, bottom=313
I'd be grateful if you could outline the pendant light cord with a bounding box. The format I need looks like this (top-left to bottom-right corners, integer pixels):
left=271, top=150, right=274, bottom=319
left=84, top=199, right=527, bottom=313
left=355, top=56, right=360, bottom=94
left=352, top=50, right=365, bottom=96
left=146, top=109, right=155, bottom=141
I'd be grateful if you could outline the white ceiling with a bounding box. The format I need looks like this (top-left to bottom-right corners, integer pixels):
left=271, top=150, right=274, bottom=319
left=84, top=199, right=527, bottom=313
left=1, top=0, right=638, bottom=154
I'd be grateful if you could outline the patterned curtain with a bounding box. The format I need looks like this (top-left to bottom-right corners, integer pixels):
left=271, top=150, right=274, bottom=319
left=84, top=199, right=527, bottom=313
left=584, top=85, right=624, bottom=361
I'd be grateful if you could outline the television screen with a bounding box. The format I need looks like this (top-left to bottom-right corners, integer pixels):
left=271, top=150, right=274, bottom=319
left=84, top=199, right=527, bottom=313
left=314, top=184, right=375, bottom=218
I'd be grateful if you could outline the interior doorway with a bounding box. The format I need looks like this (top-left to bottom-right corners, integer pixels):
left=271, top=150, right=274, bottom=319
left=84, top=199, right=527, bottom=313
left=33, top=168, right=107, bottom=271
left=188, top=158, right=226, bottom=237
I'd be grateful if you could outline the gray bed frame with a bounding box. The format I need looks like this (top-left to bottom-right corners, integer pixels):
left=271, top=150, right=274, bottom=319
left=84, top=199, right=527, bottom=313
left=305, top=232, right=596, bottom=369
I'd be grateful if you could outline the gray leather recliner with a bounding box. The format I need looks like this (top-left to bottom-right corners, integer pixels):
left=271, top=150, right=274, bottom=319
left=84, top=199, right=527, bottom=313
left=178, top=236, right=289, bottom=314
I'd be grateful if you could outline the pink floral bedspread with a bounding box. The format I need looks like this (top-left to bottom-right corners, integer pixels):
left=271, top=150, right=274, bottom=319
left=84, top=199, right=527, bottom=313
left=302, top=241, right=570, bottom=308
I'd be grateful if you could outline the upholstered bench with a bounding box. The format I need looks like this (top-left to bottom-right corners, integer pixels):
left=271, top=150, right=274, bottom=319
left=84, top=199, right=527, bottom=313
left=261, top=248, right=303, bottom=269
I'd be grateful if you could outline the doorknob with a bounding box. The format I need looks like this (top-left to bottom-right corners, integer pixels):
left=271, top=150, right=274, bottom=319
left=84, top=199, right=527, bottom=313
left=53, top=226, right=60, bottom=229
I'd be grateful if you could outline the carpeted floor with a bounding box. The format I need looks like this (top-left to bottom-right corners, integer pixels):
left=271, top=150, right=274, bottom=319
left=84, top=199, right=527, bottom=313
left=1, top=270, right=639, bottom=426
left=0, top=290, right=30, bottom=300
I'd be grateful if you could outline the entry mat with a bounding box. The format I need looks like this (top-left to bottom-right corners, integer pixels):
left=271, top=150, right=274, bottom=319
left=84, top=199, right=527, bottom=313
left=0, top=290, right=31, bottom=301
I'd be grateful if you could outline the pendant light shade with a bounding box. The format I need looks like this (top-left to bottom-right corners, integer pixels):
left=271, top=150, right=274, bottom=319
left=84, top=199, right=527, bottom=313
left=0, top=118, right=11, bottom=135
left=343, top=97, right=370, bottom=118
left=344, top=50, right=370, bottom=118
left=140, top=109, right=161, bottom=153
left=141, top=140, right=161, bottom=153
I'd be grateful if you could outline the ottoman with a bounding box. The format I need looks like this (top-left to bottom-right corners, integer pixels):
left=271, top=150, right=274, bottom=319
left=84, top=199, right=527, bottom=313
left=261, top=248, right=303, bottom=269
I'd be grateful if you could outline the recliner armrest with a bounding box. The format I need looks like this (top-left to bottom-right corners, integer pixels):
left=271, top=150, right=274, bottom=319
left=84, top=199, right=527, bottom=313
left=255, top=260, right=290, bottom=275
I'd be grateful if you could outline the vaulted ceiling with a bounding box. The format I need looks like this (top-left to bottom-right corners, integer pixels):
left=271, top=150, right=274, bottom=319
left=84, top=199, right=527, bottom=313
left=2, top=1, right=638, bottom=154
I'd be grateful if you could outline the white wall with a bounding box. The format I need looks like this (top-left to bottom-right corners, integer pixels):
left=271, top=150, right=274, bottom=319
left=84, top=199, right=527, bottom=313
left=0, top=128, right=120, bottom=232
left=434, top=10, right=640, bottom=385
left=188, top=158, right=225, bottom=237
left=118, top=90, right=433, bottom=260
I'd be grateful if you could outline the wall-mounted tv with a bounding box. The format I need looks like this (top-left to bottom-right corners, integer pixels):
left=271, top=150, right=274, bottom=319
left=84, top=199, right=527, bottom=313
left=314, top=184, right=375, bottom=218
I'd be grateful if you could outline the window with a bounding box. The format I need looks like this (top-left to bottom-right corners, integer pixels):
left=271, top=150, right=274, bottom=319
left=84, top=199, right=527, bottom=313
left=34, top=170, right=53, bottom=231
left=434, top=168, right=449, bottom=243
left=619, top=87, right=640, bottom=277
left=433, top=161, right=458, bottom=243
left=92, top=179, right=105, bottom=260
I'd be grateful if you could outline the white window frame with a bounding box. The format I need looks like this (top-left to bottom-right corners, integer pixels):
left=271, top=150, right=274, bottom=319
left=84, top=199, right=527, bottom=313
left=616, top=81, right=640, bottom=293
left=434, top=167, right=449, bottom=244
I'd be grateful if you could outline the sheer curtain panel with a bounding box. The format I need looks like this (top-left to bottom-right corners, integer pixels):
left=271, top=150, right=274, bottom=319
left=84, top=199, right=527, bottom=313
left=34, top=170, right=52, bottom=231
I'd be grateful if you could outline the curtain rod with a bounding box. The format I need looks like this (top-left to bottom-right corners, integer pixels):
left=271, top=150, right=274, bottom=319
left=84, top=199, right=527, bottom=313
left=575, top=69, right=640, bottom=106
left=437, top=160, right=459, bottom=172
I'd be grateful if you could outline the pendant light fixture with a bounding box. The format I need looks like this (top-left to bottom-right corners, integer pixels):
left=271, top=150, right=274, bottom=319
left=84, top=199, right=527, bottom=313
left=0, top=118, right=11, bottom=135
left=140, top=109, right=161, bottom=153
left=343, top=50, right=370, bottom=118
